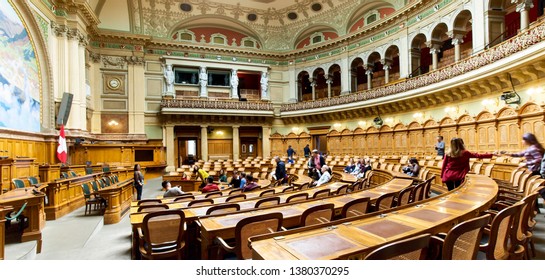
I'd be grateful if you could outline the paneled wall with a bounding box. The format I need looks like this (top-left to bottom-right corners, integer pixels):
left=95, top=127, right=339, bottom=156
left=69, top=143, right=166, bottom=166
left=0, top=137, right=56, bottom=165
left=208, top=139, right=233, bottom=160
left=270, top=103, right=545, bottom=156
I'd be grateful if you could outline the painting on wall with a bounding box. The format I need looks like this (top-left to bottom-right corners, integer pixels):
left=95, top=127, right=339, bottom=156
left=0, top=0, right=40, bottom=132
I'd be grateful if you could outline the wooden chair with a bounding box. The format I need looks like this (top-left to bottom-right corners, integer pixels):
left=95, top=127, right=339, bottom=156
left=348, top=181, right=359, bottom=192
left=254, top=197, right=280, bottom=208
left=69, top=171, right=78, bottom=177
left=225, top=194, right=246, bottom=203
left=282, top=186, right=295, bottom=193
left=395, top=185, right=414, bottom=207
left=187, top=198, right=214, bottom=208
left=300, top=203, right=334, bottom=226
left=205, top=191, right=223, bottom=199
left=298, top=182, right=311, bottom=190
left=422, top=176, right=435, bottom=200
left=27, top=176, right=40, bottom=186
left=173, top=195, right=195, bottom=202
left=137, top=199, right=163, bottom=206
left=206, top=204, right=240, bottom=215
left=214, top=212, right=283, bottom=260
left=341, top=197, right=370, bottom=218
left=336, top=185, right=348, bottom=195
left=286, top=193, right=308, bottom=203
left=81, top=183, right=103, bottom=215
left=479, top=201, right=524, bottom=260
left=312, top=189, right=330, bottom=199
left=12, top=179, right=25, bottom=189
left=137, top=204, right=169, bottom=213
left=510, top=191, right=541, bottom=259
left=373, top=192, right=397, bottom=212
left=411, top=182, right=426, bottom=203
left=259, top=189, right=275, bottom=197
left=364, top=234, right=431, bottom=260
left=430, top=214, right=490, bottom=260
left=138, top=210, right=186, bottom=260
left=228, top=189, right=242, bottom=195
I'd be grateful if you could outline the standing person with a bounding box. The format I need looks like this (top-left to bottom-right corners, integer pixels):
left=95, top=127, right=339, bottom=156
left=193, top=165, right=209, bottom=189
left=502, top=133, right=544, bottom=176
left=435, top=136, right=445, bottom=157
left=287, top=145, right=296, bottom=158
left=308, top=149, right=325, bottom=180
left=441, top=138, right=493, bottom=191
left=274, top=156, right=287, bottom=184
left=304, top=144, right=311, bottom=158
left=133, top=164, right=144, bottom=200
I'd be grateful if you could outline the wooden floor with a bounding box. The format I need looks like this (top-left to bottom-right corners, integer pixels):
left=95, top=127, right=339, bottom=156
left=4, top=176, right=545, bottom=260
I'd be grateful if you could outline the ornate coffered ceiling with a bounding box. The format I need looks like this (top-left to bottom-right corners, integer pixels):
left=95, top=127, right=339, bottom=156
left=87, top=0, right=407, bottom=51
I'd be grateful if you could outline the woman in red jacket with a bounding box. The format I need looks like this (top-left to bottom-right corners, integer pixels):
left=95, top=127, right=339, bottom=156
left=441, top=138, right=493, bottom=191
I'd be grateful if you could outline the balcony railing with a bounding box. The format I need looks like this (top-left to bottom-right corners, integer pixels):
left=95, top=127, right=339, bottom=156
left=281, top=19, right=545, bottom=112
left=161, top=98, right=274, bottom=111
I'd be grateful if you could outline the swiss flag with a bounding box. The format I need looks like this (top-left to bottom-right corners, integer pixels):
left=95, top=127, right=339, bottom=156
left=57, top=125, right=68, bottom=163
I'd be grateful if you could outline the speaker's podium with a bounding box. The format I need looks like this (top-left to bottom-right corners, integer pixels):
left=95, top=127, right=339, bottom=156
left=0, top=157, right=38, bottom=194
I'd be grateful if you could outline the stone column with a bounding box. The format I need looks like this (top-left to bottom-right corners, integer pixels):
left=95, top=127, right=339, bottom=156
left=230, top=69, right=239, bottom=99
left=325, top=75, right=332, bottom=98
left=452, top=37, right=463, bottom=62
left=232, top=126, right=240, bottom=161
left=309, top=77, right=316, bottom=100
left=201, top=125, right=208, bottom=161
left=382, top=59, right=392, bottom=84
left=262, top=126, right=271, bottom=158
left=365, top=67, right=373, bottom=90
left=165, top=124, right=175, bottom=172
left=199, top=66, right=208, bottom=98
left=517, top=0, right=534, bottom=31
left=288, top=64, right=298, bottom=103
left=340, top=53, right=351, bottom=94
left=127, top=57, right=146, bottom=134
left=429, top=46, right=441, bottom=71
left=67, top=29, right=82, bottom=129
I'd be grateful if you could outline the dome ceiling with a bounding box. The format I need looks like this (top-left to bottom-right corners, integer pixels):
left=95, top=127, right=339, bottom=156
left=91, top=0, right=407, bottom=51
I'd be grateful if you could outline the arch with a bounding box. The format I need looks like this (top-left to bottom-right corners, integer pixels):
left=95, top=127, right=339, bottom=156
left=457, top=114, right=475, bottom=124
left=293, top=24, right=339, bottom=49
left=327, top=64, right=342, bottom=97
left=408, top=121, right=422, bottom=129
left=496, top=106, right=517, bottom=118
left=350, top=57, right=366, bottom=92
left=453, top=10, right=473, bottom=31
left=384, top=45, right=400, bottom=61
left=410, top=33, right=428, bottom=49
left=345, top=1, right=396, bottom=33
left=439, top=117, right=456, bottom=126
left=168, top=15, right=264, bottom=47
left=475, top=111, right=495, bottom=121
left=367, top=51, right=382, bottom=66
left=312, top=68, right=327, bottom=99
left=353, top=127, right=365, bottom=134
left=341, top=129, right=352, bottom=136
left=393, top=123, right=406, bottom=131
left=431, top=23, right=449, bottom=42
left=297, top=71, right=311, bottom=101
left=365, top=126, right=379, bottom=133
left=518, top=102, right=543, bottom=115
left=379, top=125, right=392, bottom=132
left=3, top=0, right=54, bottom=131
left=327, top=129, right=341, bottom=136
left=423, top=120, right=439, bottom=128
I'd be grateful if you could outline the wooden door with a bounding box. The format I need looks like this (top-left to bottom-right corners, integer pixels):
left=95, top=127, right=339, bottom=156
left=240, top=138, right=257, bottom=159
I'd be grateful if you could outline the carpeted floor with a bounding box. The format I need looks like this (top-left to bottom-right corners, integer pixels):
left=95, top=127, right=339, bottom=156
left=4, top=176, right=545, bottom=260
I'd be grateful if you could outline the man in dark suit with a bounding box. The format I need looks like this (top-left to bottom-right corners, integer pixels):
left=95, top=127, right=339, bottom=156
left=274, top=156, right=287, bottom=184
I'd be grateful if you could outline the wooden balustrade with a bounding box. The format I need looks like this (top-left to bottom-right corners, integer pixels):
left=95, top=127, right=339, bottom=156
left=0, top=205, right=12, bottom=260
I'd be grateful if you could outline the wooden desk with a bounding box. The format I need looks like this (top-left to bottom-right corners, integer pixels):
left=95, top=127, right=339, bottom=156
left=250, top=174, right=497, bottom=260
left=0, top=188, right=45, bottom=254
left=42, top=173, right=102, bottom=220
left=197, top=178, right=413, bottom=259
left=0, top=205, right=13, bottom=260
left=97, top=178, right=134, bottom=224
left=0, top=158, right=39, bottom=194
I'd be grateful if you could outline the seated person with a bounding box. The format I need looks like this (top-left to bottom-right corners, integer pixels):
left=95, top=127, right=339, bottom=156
left=356, top=158, right=372, bottom=179
left=229, top=171, right=241, bottom=188
left=218, top=169, right=228, bottom=183
left=162, top=180, right=185, bottom=197
left=350, top=160, right=363, bottom=176
left=180, top=172, right=189, bottom=180
left=242, top=175, right=260, bottom=192
left=315, top=165, right=332, bottom=187
left=402, top=158, right=420, bottom=177
left=239, top=172, right=247, bottom=189
left=287, top=156, right=295, bottom=164
left=202, top=176, right=220, bottom=193
left=344, top=159, right=356, bottom=173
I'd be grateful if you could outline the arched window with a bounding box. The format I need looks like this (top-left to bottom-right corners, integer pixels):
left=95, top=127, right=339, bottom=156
left=364, top=10, right=380, bottom=25
left=210, top=33, right=227, bottom=45
left=173, top=30, right=195, bottom=42
left=310, top=32, right=325, bottom=45
left=241, top=37, right=259, bottom=48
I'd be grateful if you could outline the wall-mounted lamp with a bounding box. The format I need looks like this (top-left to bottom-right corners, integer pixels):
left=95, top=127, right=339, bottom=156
left=215, top=130, right=224, bottom=136
left=108, top=120, right=119, bottom=126
left=333, top=123, right=342, bottom=129
left=358, top=121, right=367, bottom=127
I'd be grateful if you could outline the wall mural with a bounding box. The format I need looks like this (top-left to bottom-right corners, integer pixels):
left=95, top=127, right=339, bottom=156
left=0, top=0, right=40, bottom=132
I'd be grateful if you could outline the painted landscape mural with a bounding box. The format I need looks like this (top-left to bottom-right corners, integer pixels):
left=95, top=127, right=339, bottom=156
left=0, top=0, right=40, bottom=132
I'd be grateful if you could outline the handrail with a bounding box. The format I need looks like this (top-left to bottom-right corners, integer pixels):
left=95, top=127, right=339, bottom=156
left=5, top=202, right=27, bottom=221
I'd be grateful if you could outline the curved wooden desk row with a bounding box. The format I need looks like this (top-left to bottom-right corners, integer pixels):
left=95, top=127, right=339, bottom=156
left=249, top=174, right=498, bottom=260
left=97, top=178, right=135, bottom=224
left=196, top=178, right=414, bottom=259
left=42, top=172, right=116, bottom=220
